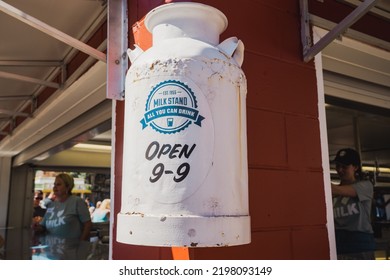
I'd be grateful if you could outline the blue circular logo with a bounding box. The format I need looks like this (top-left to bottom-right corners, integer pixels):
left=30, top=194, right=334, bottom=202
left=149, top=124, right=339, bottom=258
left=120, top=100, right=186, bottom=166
left=140, top=80, right=204, bottom=134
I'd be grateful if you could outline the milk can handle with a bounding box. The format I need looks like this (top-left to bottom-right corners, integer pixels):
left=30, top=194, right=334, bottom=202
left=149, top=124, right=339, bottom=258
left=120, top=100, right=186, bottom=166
left=218, top=37, right=245, bottom=66
left=127, top=44, right=144, bottom=63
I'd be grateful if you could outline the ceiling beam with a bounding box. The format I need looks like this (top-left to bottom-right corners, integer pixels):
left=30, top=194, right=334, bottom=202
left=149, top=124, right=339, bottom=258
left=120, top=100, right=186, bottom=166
left=0, top=70, right=60, bottom=88
left=0, top=109, right=30, bottom=117
left=0, top=0, right=107, bottom=62
left=0, top=95, right=32, bottom=101
left=300, top=0, right=380, bottom=62
left=0, top=61, right=108, bottom=160
left=0, top=60, right=63, bottom=67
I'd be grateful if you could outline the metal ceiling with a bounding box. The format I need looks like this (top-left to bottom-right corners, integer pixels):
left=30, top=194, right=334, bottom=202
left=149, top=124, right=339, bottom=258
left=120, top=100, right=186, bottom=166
left=0, top=0, right=107, bottom=133
left=0, top=0, right=110, bottom=163
left=300, top=0, right=382, bottom=62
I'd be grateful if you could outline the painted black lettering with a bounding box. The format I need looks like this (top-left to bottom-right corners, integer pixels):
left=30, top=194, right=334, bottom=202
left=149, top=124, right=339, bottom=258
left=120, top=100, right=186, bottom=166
left=179, top=144, right=196, bottom=158
left=169, top=144, right=181, bottom=159
left=158, top=144, right=171, bottom=159
left=145, top=141, right=159, bottom=160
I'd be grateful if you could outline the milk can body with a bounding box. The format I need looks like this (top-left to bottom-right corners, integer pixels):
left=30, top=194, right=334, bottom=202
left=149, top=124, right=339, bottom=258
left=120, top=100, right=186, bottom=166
left=117, top=2, right=250, bottom=247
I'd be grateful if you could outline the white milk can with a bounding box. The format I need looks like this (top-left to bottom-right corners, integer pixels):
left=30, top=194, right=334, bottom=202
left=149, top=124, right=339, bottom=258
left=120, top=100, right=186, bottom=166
left=117, top=2, right=250, bottom=247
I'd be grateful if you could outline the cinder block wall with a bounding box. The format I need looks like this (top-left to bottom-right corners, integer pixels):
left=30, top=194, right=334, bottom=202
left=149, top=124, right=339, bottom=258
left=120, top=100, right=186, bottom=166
left=112, top=0, right=330, bottom=260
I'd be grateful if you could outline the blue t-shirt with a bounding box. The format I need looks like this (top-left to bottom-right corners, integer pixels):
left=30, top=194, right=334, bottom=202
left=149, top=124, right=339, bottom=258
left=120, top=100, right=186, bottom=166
left=333, top=180, right=375, bottom=255
left=41, top=195, right=91, bottom=239
left=91, top=209, right=109, bottom=223
left=333, top=180, right=374, bottom=233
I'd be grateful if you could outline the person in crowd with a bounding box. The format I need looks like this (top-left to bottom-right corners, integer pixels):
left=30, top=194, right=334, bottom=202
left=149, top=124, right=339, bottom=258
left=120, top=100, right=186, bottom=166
left=33, top=173, right=92, bottom=241
left=85, top=197, right=96, bottom=216
left=85, top=196, right=94, bottom=208
left=331, top=148, right=375, bottom=259
left=32, top=190, right=46, bottom=223
left=91, top=198, right=110, bottom=223
left=95, top=200, right=102, bottom=209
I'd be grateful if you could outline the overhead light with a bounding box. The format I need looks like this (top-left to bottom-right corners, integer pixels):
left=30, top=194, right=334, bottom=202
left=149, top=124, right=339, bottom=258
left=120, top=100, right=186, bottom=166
left=330, top=165, right=390, bottom=174
left=362, top=166, right=390, bottom=174
left=72, top=143, right=111, bottom=152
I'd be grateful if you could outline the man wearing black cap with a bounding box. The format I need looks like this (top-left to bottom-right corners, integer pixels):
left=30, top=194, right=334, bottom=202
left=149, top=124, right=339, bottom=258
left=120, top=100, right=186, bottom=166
left=331, top=148, right=375, bottom=259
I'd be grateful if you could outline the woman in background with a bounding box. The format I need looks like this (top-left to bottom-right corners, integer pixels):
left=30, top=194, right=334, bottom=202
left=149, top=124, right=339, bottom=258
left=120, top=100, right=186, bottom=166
left=33, top=173, right=92, bottom=241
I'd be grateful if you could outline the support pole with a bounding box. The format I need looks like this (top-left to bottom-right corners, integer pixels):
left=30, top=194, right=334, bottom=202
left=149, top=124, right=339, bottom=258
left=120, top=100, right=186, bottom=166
left=106, top=0, right=128, bottom=100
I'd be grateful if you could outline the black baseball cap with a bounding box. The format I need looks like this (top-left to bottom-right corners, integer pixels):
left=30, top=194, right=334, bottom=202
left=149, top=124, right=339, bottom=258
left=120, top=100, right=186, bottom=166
left=333, top=148, right=361, bottom=166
